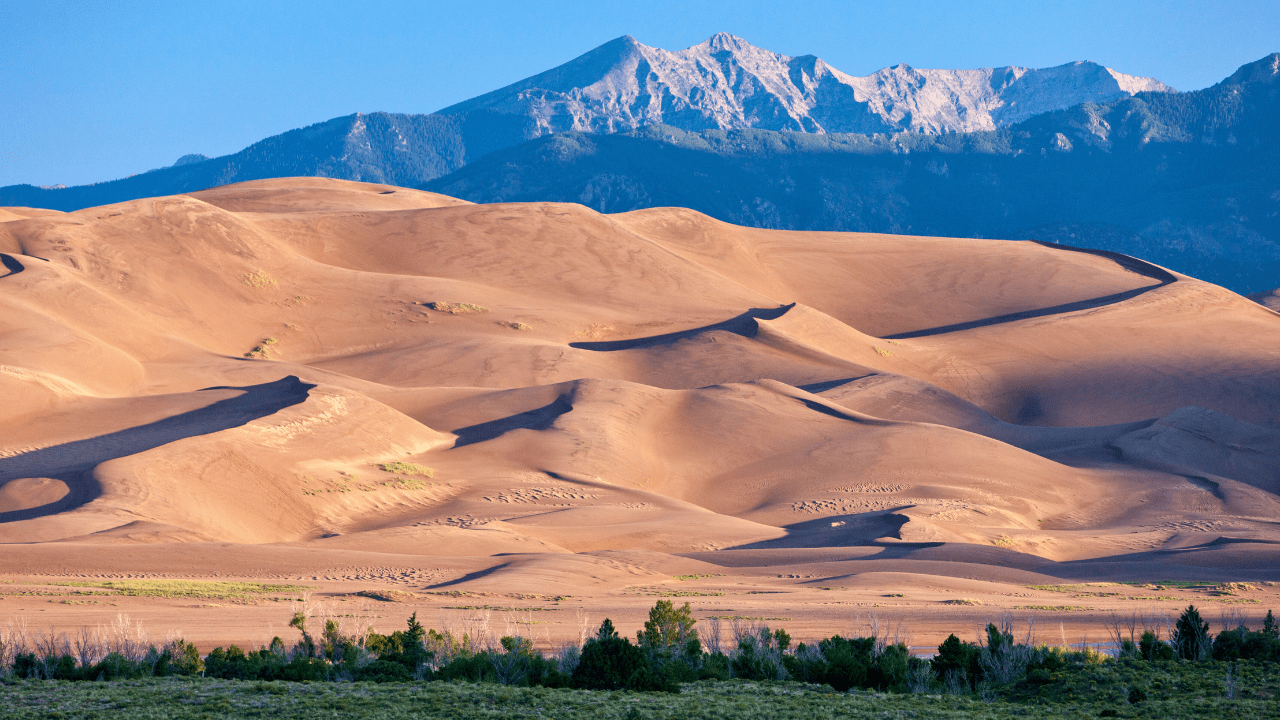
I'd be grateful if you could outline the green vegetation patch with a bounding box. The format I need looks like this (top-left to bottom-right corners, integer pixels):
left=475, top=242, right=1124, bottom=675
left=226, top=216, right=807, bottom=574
left=355, top=590, right=423, bottom=603
left=441, top=605, right=554, bottom=612
left=3, top=675, right=1277, bottom=720
left=1116, top=580, right=1210, bottom=589
left=244, top=338, right=277, bottom=359
left=1025, top=583, right=1120, bottom=593
left=672, top=574, right=723, bottom=581
left=378, top=462, right=435, bottom=477
left=1013, top=605, right=1094, bottom=612
left=629, top=585, right=724, bottom=597
left=306, top=469, right=436, bottom=495
left=53, top=579, right=311, bottom=601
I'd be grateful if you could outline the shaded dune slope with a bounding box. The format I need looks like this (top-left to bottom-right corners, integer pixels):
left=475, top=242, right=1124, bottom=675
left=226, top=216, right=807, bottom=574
left=2, top=176, right=1279, bottom=589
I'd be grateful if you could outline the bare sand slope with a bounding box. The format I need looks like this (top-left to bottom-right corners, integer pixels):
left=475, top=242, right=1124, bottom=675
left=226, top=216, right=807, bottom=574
left=2, top=177, right=1279, bottom=645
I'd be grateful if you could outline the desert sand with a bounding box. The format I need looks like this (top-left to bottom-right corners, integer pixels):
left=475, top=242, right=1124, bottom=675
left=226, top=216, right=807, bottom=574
left=2, top=177, right=1278, bottom=651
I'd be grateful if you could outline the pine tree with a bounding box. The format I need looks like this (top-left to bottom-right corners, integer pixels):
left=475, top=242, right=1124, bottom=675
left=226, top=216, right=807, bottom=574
left=596, top=618, right=619, bottom=641
left=1263, top=610, right=1278, bottom=638
left=1173, top=605, right=1210, bottom=660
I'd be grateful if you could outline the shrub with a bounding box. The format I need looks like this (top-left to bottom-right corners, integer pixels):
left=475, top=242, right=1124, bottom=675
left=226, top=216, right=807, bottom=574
left=932, top=634, right=982, bottom=687
left=87, top=652, right=150, bottom=681
left=572, top=619, right=651, bottom=691
left=638, top=600, right=699, bottom=656
left=731, top=628, right=787, bottom=682
left=525, top=654, right=572, bottom=689
left=11, top=654, right=39, bottom=679
left=698, top=652, right=732, bottom=681
left=1139, top=630, right=1175, bottom=661
left=1212, top=617, right=1280, bottom=662
left=781, top=635, right=914, bottom=692
left=353, top=660, right=412, bottom=683
left=874, top=642, right=912, bottom=690
left=370, top=613, right=431, bottom=676
left=161, top=640, right=204, bottom=676
left=626, top=663, right=681, bottom=693
left=436, top=653, right=493, bottom=683
left=279, top=656, right=329, bottom=682
left=817, top=636, right=874, bottom=690
left=377, top=462, right=434, bottom=477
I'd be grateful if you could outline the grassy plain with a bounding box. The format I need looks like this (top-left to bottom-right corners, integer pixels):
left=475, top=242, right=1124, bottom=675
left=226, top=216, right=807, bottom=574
left=2, top=670, right=1277, bottom=720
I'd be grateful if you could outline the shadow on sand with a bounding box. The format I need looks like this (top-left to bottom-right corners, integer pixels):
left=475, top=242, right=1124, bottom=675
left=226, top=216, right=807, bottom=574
left=0, top=376, right=314, bottom=523
left=569, top=304, right=796, bottom=351
left=883, top=243, right=1178, bottom=340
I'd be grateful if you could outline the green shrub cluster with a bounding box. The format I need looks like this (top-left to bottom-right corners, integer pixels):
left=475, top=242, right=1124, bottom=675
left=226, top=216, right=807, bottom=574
left=4, top=602, right=1279, bottom=702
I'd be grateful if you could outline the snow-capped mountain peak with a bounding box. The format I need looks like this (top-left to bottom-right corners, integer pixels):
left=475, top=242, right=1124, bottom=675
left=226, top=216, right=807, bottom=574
left=440, top=34, right=1175, bottom=137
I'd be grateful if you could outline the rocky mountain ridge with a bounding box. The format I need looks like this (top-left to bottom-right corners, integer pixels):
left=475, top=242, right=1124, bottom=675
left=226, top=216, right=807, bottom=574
left=444, top=32, right=1173, bottom=136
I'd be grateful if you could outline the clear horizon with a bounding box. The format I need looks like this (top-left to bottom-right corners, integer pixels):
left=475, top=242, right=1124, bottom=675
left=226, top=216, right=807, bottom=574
left=2, top=0, right=1277, bottom=187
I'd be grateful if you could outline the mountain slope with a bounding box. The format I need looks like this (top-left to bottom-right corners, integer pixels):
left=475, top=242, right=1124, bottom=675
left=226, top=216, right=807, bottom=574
left=424, top=54, right=1280, bottom=294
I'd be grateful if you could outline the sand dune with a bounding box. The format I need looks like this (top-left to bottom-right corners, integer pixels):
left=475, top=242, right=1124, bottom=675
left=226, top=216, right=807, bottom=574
left=2, top=177, right=1278, bottom=646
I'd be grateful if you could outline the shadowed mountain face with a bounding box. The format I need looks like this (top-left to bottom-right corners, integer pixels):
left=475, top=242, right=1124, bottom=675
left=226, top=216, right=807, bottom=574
left=0, top=34, right=1172, bottom=212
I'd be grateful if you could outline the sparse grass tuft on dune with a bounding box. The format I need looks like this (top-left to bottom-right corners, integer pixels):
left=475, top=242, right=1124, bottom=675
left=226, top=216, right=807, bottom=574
left=242, top=270, right=277, bottom=289
left=424, top=301, right=487, bottom=314
left=377, top=462, right=434, bottom=477
left=355, top=589, right=423, bottom=603
left=244, top=338, right=278, bottom=359
left=1212, top=582, right=1256, bottom=596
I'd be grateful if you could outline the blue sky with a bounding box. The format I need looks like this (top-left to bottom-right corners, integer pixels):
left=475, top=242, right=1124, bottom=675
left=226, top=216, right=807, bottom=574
left=2, top=0, right=1278, bottom=187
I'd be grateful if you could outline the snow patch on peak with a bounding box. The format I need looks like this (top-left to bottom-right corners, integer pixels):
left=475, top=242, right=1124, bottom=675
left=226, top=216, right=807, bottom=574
left=1106, top=67, right=1176, bottom=94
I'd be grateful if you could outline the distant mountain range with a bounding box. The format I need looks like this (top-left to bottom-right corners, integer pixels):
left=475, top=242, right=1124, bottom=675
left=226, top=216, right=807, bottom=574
left=0, top=34, right=1172, bottom=210
left=3, top=35, right=1276, bottom=293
